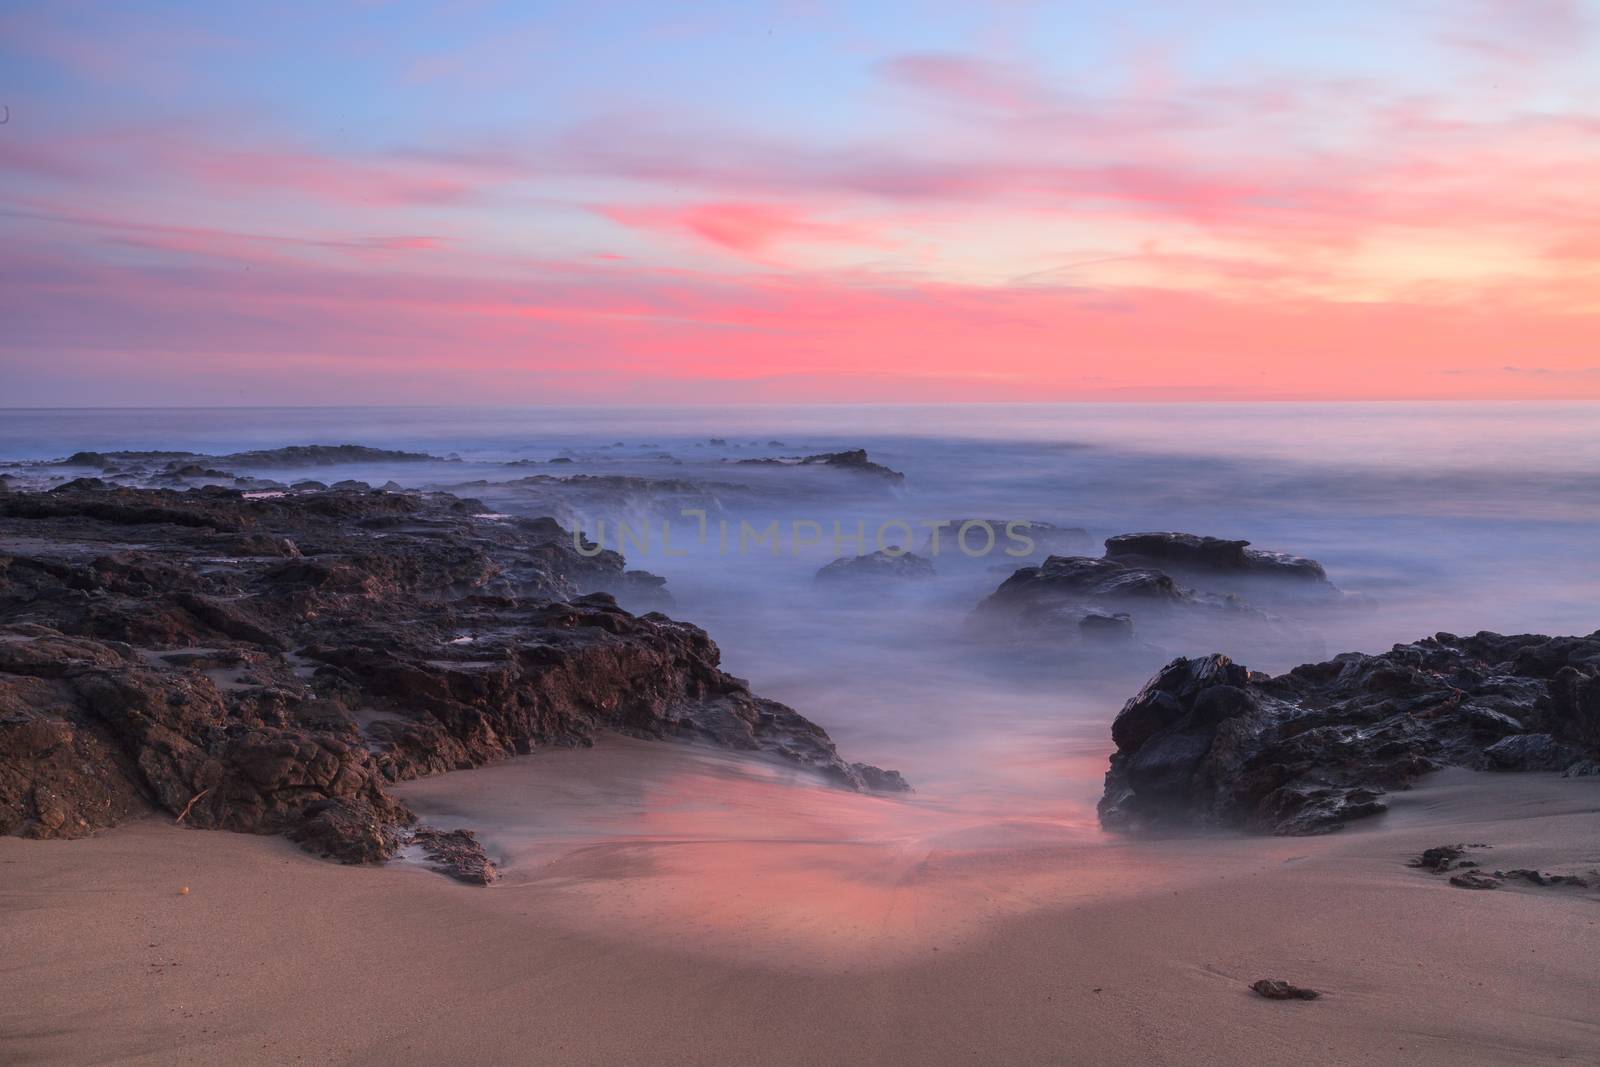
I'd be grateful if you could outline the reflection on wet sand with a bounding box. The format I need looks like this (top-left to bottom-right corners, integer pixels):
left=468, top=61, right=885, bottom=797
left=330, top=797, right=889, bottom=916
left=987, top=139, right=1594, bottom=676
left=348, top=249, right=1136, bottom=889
left=394, top=734, right=1254, bottom=966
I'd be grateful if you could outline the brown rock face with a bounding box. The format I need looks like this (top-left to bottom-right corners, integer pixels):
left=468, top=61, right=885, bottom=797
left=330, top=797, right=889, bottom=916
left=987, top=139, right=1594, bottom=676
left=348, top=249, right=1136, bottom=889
left=0, top=485, right=906, bottom=868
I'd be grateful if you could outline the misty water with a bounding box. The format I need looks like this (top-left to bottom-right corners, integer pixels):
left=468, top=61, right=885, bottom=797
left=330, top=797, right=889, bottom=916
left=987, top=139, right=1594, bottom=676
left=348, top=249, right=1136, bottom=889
left=7, top=403, right=1599, bottom=950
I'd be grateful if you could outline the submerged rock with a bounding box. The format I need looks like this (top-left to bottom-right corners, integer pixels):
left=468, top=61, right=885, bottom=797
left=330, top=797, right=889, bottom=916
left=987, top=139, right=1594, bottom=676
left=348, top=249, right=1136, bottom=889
left=1104, top=532, right=1329, bottom=584
left=1098, top=631, right=1600, bottom=835
left=815, top=548, right=936, bottom=584
left=736, top=448, right=905, bottom=483
left=966, top=551, right=1320, bottom=673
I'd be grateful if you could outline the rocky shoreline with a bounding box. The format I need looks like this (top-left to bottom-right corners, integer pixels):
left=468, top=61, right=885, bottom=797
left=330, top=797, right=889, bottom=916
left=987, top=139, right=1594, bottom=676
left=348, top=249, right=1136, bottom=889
left=0, top=482, right=906, bottom=882
left=7, top=454, right=1596, bottom=877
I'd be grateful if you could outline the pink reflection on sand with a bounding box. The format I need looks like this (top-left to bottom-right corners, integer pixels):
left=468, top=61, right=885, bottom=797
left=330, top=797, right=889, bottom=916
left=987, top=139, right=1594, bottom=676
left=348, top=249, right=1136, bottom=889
left=393, top=734, right=1233, bottom=966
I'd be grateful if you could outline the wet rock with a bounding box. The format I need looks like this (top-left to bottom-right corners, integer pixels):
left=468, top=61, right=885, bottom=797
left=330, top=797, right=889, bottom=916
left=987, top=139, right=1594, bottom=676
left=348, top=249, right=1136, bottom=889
left=1449, top=871, right=1500, bottom=890
left=815, top=549, right=936, bottom=584
left=51, top=477, right=109, bottom=493
left=1410, top=843, right=1488, bottom=873
left=1497, top=868, right=1590, bottom=888
left=0, top=483, right=908, bottom=867
left=288, top=797, right=408, bottom=864
left=1105, top=532, right=1329, bottom=584
left=410, top=827, right=498, bottom=885
left=1483, top=733, right=1584, bottom=771
left=1099, top=630, right=1600, bottom=835
left=165, top=463, right=233, bottom=479
left=737, top=449, right=905, bottom=483
left=1250, top=979, right=1320, bottom=1000
left=217, top=444, right=441, bottom=467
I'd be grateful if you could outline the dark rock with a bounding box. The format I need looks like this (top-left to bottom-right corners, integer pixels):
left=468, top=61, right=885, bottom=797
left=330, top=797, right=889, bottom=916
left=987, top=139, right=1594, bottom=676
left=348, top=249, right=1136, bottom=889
left=1410, top=843, right=1487, bottom=873
left=165, top=463, right=233, bottom=479
left=1098, top=630, right=1600, bottom=836
left=0, top=484, right=908, bottom=867
left=410, top=826, right=499, bottom=885
left=1449, top=871, right=1500, bottom=890
left=815, top=549, right=936, bottom=584
left=1105, top=532, right=1329, bottom=584
left=1250, top=979, right=1319, bottom=1000
left=737, top=449, right=905, bottom=483
left=975, top=557, right=1191, bottom=635
left=288, top=798, right=408, bottom=864
left=51, top=477, right=109, bottom=492
left=217, top=444, right=439, bottom=467
left=1497, top=868, right=1589, bottom=888
left=1483, top=733, right=1584, bottom=771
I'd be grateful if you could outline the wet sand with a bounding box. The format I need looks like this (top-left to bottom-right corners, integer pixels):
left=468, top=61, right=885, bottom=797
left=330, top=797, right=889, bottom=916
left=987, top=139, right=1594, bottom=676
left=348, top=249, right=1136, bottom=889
left=3, top=748, right=1598, bottom=1066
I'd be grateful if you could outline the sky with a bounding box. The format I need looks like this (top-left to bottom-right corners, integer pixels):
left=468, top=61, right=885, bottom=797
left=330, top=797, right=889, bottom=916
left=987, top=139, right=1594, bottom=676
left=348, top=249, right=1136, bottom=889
left=2, top=0, right=1598, bottom=405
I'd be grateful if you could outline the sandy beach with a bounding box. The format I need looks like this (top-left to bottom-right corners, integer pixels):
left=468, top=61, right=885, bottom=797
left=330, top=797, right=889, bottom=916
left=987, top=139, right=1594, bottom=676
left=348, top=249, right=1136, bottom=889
left=5, top=744, right=1596, bottom=1066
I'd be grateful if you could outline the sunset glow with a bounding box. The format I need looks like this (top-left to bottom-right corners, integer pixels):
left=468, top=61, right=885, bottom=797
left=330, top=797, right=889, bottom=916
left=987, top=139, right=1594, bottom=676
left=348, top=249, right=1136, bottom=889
left=3, top=1, right=1598, bottom=403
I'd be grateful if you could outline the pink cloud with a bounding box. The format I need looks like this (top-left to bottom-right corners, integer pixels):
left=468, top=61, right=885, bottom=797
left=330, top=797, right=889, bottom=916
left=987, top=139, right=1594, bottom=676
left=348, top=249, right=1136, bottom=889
left=595, top=202, right=882, bottom=256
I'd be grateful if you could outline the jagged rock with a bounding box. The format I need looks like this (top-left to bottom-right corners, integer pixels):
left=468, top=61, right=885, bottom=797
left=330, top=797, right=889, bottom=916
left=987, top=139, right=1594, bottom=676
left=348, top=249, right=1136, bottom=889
left=1483, top=733, right=1585, bottom=771
left=0, top=484, right=907, bottom=868
left=410, top=827, right=498, bottom=885
left=815, top=549, right=935, bottom=584
left=1098, top=631, right=1600, bottom=835
left=288, top=797, right=409, bottom=864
